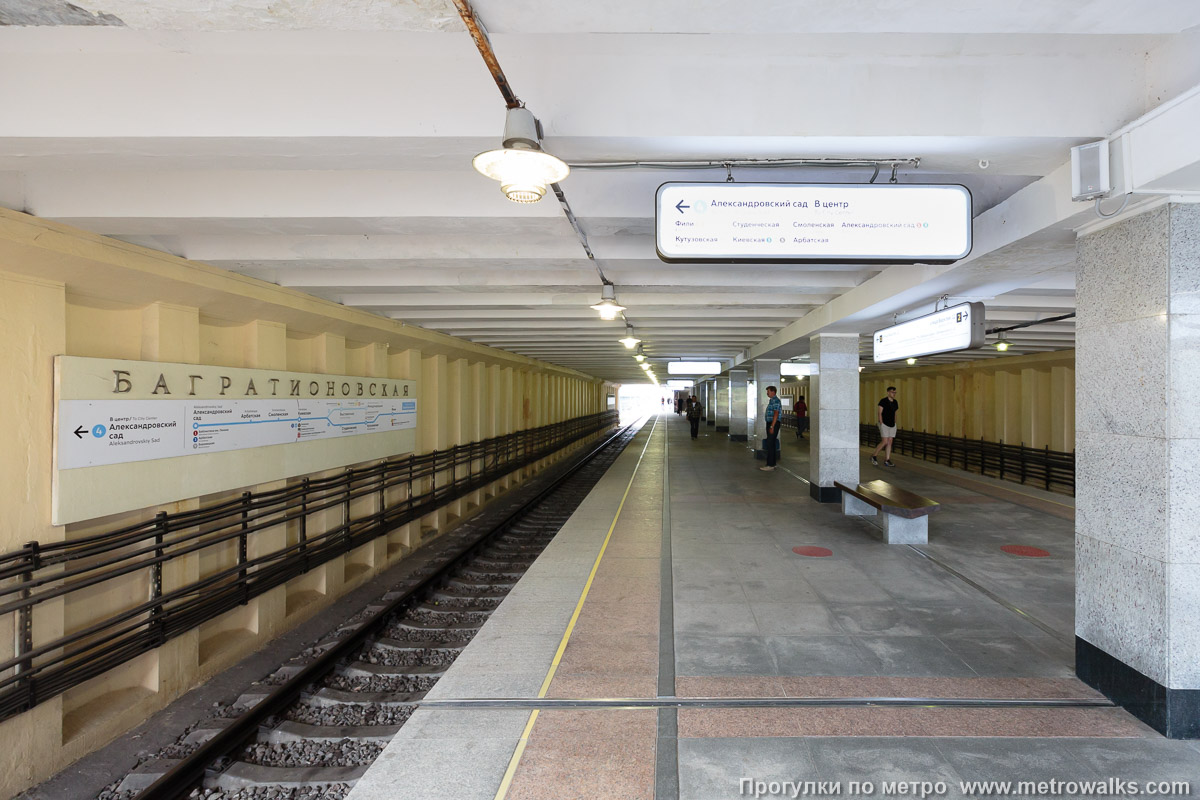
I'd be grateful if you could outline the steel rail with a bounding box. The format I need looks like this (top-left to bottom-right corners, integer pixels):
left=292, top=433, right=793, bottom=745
left=135, top=422, right=637, bottom=800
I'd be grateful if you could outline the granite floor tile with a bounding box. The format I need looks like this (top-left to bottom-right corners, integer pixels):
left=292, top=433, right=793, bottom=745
left=545, top=674, right=659, bottom=699
left=557, top=633, right=659, bottom=675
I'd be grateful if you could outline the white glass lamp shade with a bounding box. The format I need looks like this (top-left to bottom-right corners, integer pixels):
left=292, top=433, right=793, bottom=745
left=472, top=148, right=570, bottom=204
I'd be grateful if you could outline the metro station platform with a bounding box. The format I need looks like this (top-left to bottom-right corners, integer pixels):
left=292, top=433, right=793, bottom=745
left=346, top=413, right=1200, bottom=800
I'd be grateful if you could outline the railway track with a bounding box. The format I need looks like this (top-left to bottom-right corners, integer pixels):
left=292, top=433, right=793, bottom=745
left=97, top=422, right=639, bottom=800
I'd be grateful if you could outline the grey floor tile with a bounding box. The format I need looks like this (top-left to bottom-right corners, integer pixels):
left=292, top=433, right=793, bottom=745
left=933, top=738, right=1103, bottom=797
left=394, top=708, right=533, bottom=741
left=764, top=635, right=880, bottom=676
left=752, top=602, right=845, bottom=635
left=675, top=634, right=777, bottom=675
left=854, top=635, right=978, bottom=677
left=806, top=573, right=894, bottom=603
left=676, top=601, right=761, bottom=636
left=827, top=603, right=927, bottom=636
left=1063, top=739, right=1200, bottom=782
left=939, top=634, right=1074, bottom=677
left=808, top=738, right=964, bottom=796
left=741, top=579, right=824, bottom=604
left=348, top=737, right=518, bottom=800
left=678, top=737, right=817, bottom=800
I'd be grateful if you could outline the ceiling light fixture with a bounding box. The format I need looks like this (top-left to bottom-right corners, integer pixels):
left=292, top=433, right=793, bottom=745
left=640, top=362, right=651, bottom=370
left=472, top=107, right=570, bottom=204
left=618, top=325, right=641, bottom=349
left=633, top=344, right=646, bottom=363
left=994, top=332, right=1010, bottom=352
left=906, top=357, right=917, bottom=365
left=590, top=284, right=626, bottom=320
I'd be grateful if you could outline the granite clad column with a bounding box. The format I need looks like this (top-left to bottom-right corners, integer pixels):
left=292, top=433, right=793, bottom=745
left=728, top=369, right=749, bottom=441
left=706, top=380, right=717, bottom=425
left=1075, top=203, right=1200, bottom=737
left=808, top=333, right=860, bottom=502
left=753, top=359, right=782, bottom=459
left=715, top=376, right=730, bottom=432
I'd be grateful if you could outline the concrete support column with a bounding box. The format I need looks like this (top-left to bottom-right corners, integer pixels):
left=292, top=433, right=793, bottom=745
left=714, top=376, right=730, bottom=432
left=808, top=333, right=860, bottom=502
left=728, top=369, right=749, bottom=441
left=698, top=381, right=708, bottom=420
left=1074, top=203, right=1200, bottom=738
left=706, top=380, right=717, bottom=425
left=753, top=359, right=781, bottom=457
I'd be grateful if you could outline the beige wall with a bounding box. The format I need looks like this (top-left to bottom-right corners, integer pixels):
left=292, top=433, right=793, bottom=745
left=857, top=351, right=1076, bottom=452
left=776, top=350, right=1076, bottom=453
left=0, top=208, right=610, bottom=797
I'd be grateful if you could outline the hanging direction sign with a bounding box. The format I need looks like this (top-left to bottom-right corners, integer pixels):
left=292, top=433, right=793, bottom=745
left=873, top=302, right=986, bottom=363
left=655, top=182, right=972, bottom=264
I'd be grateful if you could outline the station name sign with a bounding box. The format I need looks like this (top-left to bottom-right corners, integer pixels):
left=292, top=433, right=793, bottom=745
left=655, top=182, right=972, bottom=264
left=873, top=302, right=986, bottom=363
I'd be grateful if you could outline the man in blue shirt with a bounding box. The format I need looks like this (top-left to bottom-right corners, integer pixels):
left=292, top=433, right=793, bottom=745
left=759, top=385, right=782, bottom=472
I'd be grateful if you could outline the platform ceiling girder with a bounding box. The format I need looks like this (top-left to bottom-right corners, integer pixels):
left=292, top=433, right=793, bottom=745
left=1, top=7, right=1199, bottom=381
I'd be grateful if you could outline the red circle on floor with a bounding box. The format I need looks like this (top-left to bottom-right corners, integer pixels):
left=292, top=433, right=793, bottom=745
left=793, top=546, right=833, bottom=557
left=1001, top=545, right=1051, bottom=558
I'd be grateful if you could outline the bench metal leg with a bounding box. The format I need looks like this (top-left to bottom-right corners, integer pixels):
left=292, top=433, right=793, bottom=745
left=882, top=514, right=928, bottom=544
left=842, top=494, right=877, bottom=517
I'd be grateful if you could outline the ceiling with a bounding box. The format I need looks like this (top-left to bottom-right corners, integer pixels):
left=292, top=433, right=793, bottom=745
left=1, top=2, right=1199, bottom=383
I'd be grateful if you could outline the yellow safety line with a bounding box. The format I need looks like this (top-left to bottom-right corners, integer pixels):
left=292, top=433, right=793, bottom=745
left=492, top=414, right=661, bottom=800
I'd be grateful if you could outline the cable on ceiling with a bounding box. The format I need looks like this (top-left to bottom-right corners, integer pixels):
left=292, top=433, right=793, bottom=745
left=986, top=312, right=1076, bottom=336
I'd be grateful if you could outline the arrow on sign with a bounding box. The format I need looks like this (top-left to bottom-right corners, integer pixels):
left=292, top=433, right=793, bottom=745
left=675, top=199, right=690, bottom=214
left=74, top=426, right=87, bottom=439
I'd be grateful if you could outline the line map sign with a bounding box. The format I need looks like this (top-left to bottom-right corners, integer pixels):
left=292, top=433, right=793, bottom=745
left=655, top=182, right=972, bottom=264
left=57, top=397, right=418, bottom=470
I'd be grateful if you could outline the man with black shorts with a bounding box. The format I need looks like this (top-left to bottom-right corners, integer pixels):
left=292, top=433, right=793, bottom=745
left=871, top=386, right=898, bottom=467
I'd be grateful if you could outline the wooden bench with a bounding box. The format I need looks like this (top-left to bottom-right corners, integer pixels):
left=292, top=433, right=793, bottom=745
left=833, top=479, right=940, bottom=544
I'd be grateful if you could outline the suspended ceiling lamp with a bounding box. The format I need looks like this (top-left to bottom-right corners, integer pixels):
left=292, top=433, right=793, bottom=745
left=618, top=325, right=641, bottom=349
left=994, top=331, right=1011, bottom=352
left=906, top=357, right=917, bottom=365
left=640, top=362, right=652, bottom=370
left=472, top=107, right=570, bottom=204
left=633, top=344, right=646, bottom=363
left=590, top=284, right=626, bottom=320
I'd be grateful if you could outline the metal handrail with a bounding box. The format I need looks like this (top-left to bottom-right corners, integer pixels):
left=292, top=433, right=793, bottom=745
left=778, top=413, right=1075, bottom=495
left=0, top=411, right=618, bottom=723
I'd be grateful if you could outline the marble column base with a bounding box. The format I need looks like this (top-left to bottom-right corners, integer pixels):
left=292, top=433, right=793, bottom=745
left=728, top=433, right=748, bottom=442
left=809, top=484, right=840, bottom=503
left=706, top=420, right=715, bottom=426
left=715, top=425, right=729, bottom=432
left=1077, top=637, right=1200, bottom=739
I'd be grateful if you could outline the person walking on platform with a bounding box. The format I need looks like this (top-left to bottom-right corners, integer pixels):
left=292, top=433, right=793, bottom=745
left=686, top=394, right=703, bottom=439
left=794, top=395, right=808, bottom=439
left=759, top=385, right=782, bottom=472
left=871, top=386, right=899, bottom=467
